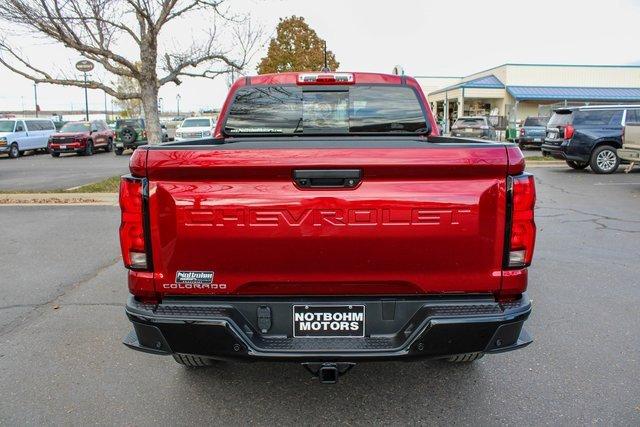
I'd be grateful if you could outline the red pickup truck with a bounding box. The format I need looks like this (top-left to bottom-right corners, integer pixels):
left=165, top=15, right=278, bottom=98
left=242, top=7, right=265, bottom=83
left=120, top=72, right=536, bottom=383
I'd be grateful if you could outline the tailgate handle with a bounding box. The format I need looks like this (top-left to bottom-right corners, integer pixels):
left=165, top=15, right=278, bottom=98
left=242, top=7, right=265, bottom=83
left=293, top=169, right=362, bottom=188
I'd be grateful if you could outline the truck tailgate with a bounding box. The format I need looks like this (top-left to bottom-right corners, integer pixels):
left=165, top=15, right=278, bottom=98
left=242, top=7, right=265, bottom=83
left=145, top=144, right=508, bottom=296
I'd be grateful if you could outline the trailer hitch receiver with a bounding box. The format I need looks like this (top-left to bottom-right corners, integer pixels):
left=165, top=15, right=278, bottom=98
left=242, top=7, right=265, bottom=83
left=302, top=362, right=356, bottom=384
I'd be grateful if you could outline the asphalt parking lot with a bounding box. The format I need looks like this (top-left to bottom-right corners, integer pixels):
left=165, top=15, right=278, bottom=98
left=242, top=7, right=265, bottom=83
left=0, top=165, right=639, bottom=425
left=0, top=150, right=130, bottom=191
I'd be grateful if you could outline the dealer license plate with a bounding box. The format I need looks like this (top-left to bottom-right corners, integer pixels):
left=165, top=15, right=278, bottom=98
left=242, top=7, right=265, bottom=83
left=60, top=145, right=67, bottom=149
left=293, top=305, right=365, bottom=337
left=534, top=138, right=542, bottom=142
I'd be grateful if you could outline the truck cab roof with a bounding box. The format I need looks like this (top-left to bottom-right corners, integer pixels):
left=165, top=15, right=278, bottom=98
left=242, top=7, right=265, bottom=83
left=242, top=71, right=412, bottom=86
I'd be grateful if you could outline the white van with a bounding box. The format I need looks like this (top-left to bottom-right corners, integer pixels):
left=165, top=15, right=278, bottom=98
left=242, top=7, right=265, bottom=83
left=0, top=118, right=57, bottom=158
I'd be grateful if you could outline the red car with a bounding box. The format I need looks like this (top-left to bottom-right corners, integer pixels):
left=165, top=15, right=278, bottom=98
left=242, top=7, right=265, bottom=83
left=119, top=72, right=536, bottom=383
left=48, top=120, right=114, bottom=157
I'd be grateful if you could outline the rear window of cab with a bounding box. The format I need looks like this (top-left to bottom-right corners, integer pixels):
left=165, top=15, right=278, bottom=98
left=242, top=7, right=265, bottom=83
left=523, top=117, right=549, bottom=127
left=572, top=109, right=623, bottom=126
left=223, top=85, right=428, bottom=136
left=452, top=118, right=486, bottom=128
left=549, top=109, right=624, bottom=127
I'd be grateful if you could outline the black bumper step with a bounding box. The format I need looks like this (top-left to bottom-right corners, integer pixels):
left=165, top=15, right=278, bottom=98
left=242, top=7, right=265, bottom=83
left=124, top=294, right=532, bottom=361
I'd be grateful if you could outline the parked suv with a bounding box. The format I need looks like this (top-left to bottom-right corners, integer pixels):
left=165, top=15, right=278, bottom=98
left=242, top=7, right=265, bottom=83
left=48, top=120, right=114, bottom=157
left=541, top=105, right=639, bottom=174
left=114, top=118, right=168, bottom=155
left=0, top=118, right=56, bottom=158
left=518, top=116, right=549, bottom=149
left=174, top=117, right=215, bottom=141
left=451, top=116, right=496, bottom=139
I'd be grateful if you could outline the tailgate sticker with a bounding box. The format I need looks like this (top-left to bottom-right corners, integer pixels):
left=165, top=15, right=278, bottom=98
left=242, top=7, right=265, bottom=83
left=175, top=271, right=214, bottom=284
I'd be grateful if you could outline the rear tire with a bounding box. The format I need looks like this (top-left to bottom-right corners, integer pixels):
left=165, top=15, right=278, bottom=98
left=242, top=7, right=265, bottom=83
left=114, top=147, right=124, bottom=156
left=8, top=143, right=19, bottom=158
left=590, top=145, right=619, bottom=174
left=51, top=152, right=60, bottom=158
left=446, top=352, right=484, bottom=363
left=172, top=354, right=216, bottom=367
left=105, top=138, right=113, bottom=152
left=566, top=160, right=588, bottom=170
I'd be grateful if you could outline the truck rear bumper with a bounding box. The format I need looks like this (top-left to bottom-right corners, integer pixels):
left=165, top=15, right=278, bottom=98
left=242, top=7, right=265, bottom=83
left=541, top=143, right=587, bottom=162
left=617, top=148, right=640, bottom=163
left=123, top=294, right=532, bottom=362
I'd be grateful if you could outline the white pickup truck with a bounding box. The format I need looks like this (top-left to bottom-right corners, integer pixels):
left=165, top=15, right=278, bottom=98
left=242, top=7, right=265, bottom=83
left=619, top=123, right=640, bottom=172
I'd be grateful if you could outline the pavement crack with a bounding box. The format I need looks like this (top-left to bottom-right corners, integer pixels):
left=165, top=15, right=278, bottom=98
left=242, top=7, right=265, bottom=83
left=539, top=206, right=640, bottom=224
left=0, top=302, right=123, bottom=310
left=0, top=257, right=122, bottom=337
left=559, top=217, right=640, bottom=233
left=535, top=175, right=589, bottom=197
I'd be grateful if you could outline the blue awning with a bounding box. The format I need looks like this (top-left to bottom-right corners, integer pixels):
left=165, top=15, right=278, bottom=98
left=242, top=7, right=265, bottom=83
left=461, top=75, right=504, bottom=89
left=430, top=75, right=504, bottom=96
left=507, top=86, right=640, bottom=101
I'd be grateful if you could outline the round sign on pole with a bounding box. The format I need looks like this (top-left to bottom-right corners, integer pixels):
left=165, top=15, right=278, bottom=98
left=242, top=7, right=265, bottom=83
left=75, top=60, right=94, bottom=72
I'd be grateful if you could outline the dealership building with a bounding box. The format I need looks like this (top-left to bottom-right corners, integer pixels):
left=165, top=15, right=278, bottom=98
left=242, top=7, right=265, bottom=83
left=416, top=63, right=640, bottom=131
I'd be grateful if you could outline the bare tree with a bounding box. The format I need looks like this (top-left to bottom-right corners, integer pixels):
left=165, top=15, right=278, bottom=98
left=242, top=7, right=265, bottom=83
left=0, top=0, right=260, bottom=143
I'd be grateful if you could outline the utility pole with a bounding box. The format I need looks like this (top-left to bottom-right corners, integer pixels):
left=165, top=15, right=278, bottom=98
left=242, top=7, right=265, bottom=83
left=33, top=83, right=39, bottom=117
left=321, top=41, right=329, bottom=72
left=104, top=91, right=108, bottom=122
left=176, top=94, right=181, bottom=117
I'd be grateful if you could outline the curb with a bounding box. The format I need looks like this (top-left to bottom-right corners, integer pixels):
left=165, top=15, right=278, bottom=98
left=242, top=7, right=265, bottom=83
left=525, top=160, right=565, bottom=167
left=0, top=192, right=118, bottom=206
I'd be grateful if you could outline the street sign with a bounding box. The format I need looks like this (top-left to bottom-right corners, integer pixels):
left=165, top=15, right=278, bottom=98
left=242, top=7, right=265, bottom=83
left=75, top=60, right=94, bottom=72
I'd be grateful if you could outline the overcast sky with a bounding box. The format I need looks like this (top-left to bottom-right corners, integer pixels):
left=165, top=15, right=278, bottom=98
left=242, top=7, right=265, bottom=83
left=2, top=0, right=640, bottom=113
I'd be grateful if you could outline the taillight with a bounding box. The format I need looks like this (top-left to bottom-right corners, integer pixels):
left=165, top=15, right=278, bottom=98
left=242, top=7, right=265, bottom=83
left=505, top=174, right=536, bottom=268
left=119, top=176, right=150, bottom=270
left=297, top=72, right=354, bottom=85
left=564, top=124, right=574, bottom=140
left=520, top=128, right=526, bottom=136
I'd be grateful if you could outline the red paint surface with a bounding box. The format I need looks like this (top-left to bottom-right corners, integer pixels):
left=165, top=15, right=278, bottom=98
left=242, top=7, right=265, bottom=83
left=138, top=147, right=510, bottom=296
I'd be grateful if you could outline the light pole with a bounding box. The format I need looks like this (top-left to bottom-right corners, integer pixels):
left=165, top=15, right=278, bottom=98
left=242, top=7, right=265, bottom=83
left=33, top=83, right=39, bottom=117
left=103, top=91, right=108, bottom=122
left=75, top=60, right=94, bottom=120
left=83, top=72, right=89, bottom=120
left=176, top=94, right=181, bottom=117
